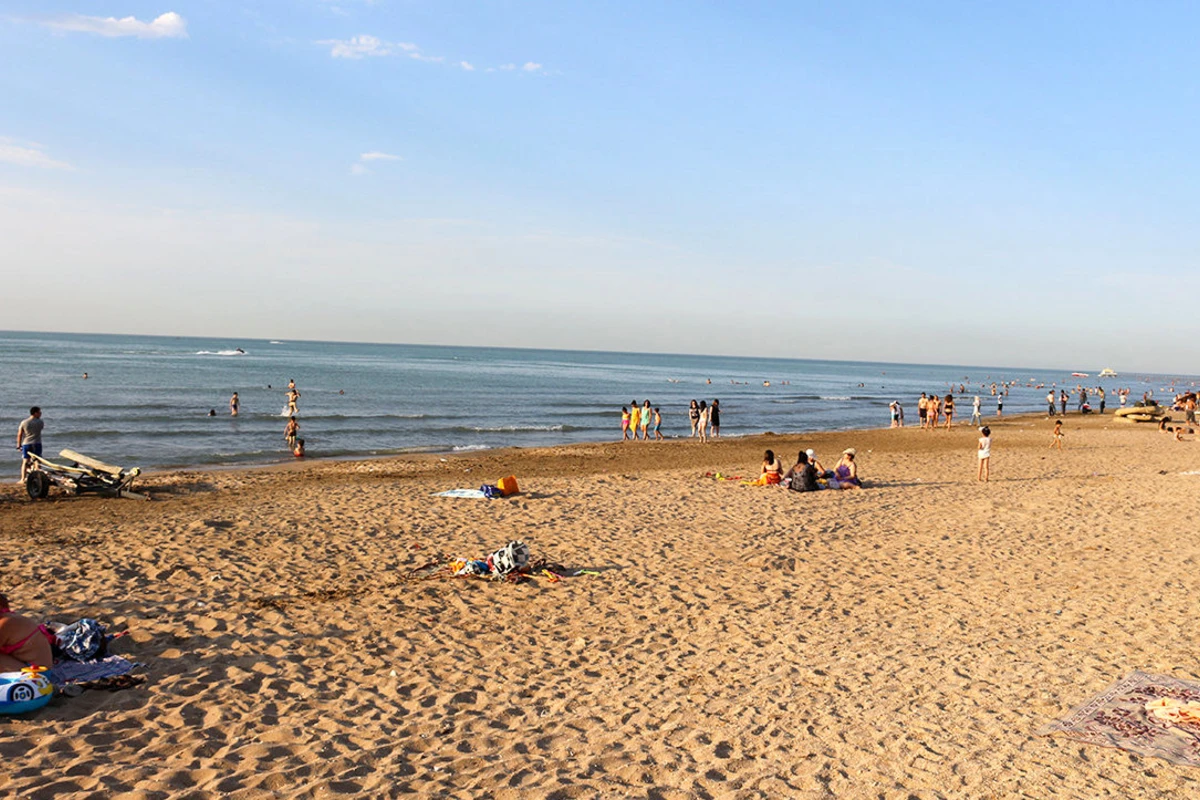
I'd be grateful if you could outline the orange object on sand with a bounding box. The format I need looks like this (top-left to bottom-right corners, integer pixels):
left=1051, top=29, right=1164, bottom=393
left=497, top=475, right=520, bottom=496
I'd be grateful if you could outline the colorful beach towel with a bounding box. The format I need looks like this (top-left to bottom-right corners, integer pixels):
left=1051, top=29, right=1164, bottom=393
left=433, top=489, right=487, bottom=499
left=1038, top=670, right=1200, bottom=766
left=47, top=655, right=142, bottom=687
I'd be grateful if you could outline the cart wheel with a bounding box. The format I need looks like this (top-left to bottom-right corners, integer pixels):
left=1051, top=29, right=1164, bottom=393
left=25, top=471, right=50, bottom=500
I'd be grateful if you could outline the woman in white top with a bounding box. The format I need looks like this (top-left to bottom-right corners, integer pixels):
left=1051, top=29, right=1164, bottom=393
left=696, top=400, right=709, bottom=443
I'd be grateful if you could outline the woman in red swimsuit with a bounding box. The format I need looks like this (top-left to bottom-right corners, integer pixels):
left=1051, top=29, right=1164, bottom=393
left=0, top=593, right=54, bottom=670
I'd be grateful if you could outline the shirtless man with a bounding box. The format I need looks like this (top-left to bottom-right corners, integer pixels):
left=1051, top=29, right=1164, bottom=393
left=230, top=392, right=240, bottom=416
left=287, top=388, right=300, bottom=415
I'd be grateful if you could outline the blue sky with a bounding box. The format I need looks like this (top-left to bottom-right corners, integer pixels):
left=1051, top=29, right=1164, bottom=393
left=1, top=2, right=1197, bottom=371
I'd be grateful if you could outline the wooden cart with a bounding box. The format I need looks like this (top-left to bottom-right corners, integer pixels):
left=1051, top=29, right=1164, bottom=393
left=25, top=449, right=149, bottom=501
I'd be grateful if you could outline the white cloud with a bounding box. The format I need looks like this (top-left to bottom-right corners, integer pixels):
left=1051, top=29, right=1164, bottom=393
left=317, top=36, right=542, bottom=74
left=41, top=11, right=188, bottom=39
left=319, top=34, right=388, bottom=58
left=351, top=151, right=401, bottom=174
left=0, top=138, right=72, bottom=170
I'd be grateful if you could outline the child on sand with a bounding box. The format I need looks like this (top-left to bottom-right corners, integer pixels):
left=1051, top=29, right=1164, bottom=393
left=621, top=406, right=631, bottom=441
left=653, top=408, right=663, bottom=441
left=978, top=426, right=991, bottom=482
left=1051, top=420, right=1063, bottom=450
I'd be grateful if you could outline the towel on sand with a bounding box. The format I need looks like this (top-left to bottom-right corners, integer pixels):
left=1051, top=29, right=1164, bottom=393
left=1038, top=670, right=1200, bottom=766
left=48, top=655, right=141, bottom=687
left=433, top=489, right=487, bottom=498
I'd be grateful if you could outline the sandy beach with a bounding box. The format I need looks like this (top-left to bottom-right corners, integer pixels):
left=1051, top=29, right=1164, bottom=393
left=3, top=412, right=1200, bottom=799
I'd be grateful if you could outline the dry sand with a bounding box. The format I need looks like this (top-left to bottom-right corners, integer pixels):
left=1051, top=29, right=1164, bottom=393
left=3, top=413, right=1200, bottom=798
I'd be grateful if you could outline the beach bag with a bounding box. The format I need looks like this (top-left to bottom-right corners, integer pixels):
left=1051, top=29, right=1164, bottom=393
left=497, top=475, right=520, bottom=496
left=480, top=484, right=503, bottom=499
left=53, top=619, right=110, bottom=661
left=487, top=541, right=530, bottom=576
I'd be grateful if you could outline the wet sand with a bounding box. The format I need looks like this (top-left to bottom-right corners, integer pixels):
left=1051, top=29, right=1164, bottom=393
left=3, top=412, right=1200, bottom=798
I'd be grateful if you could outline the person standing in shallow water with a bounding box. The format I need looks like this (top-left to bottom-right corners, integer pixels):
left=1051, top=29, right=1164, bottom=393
left=696, top=400, right=709, bottom=443
left=230, top=392, right=239, bottom=416
left=709, top=399, right=721, bottom=438
left=688, top=400, right=700, bottom=438
left=629, top=401, right=641, bottom=441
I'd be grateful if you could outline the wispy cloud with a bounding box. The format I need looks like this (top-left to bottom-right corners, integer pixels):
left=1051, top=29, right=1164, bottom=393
left=318, top=35, right=541, bottom=73
left=316, top=34, right=415, bottom=59
left=351, top=151, right=402, bottom=175
left=0, top=138, right=72, bottom=170
left=38, top=11, right=188, bottom=39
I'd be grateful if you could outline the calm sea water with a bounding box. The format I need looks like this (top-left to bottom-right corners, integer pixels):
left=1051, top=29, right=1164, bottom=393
left=0, top=331, right=1181, bottom=472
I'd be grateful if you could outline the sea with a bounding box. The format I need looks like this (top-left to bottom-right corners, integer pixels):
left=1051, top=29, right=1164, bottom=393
left=0, top=330, right=1184, bottom=472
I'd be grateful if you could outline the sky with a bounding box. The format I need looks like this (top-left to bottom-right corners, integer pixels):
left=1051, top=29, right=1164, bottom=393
left=1, top=2, right=1198, bottom=372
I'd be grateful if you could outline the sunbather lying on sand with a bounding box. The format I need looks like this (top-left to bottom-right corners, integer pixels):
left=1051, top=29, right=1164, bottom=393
left=0, top=593, right=54, bottom=670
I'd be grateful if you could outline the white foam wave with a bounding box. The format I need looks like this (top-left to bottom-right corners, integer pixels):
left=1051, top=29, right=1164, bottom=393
left=269, top=341, right=284, bottom=344
left=471, top=424, right=564, bottom=432
left=820, top=396, right=851, bottom=400
left=452, top=444, right=491, bottom=452
left=196, top=350, right=245, bottom=356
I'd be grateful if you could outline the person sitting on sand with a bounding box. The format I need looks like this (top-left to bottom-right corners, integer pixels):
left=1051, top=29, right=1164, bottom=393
left=759, top=449, right=784, bottom=485
left=0, top=593, right=54, bottom=671
left=806, top=449, right=830, bottom=479
left=293, top=439, right=305, bottom=458
left=783, top=451, right=820, bottom=492
left=829, top=449, right=862, bottom=490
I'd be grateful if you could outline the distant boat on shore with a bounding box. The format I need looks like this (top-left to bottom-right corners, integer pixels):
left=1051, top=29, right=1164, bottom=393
left=1099, top=368, right=1118, bottom=378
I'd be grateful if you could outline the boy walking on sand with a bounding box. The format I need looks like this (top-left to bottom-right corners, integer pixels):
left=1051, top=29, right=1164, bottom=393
left=977, top=426, right=991, bottom=482
left=653, top=407, right=664, bottom=441
left=1051, top=420, right=1063, bottom=450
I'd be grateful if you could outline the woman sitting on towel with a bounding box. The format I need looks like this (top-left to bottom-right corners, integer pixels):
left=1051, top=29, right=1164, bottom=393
left=782, top=451, right=820, bottom=492
left=759, top=450, right=784, bottom=485
left=0, top=593, right=54, bottom=671
left=829, top=449, right=863, bottom=490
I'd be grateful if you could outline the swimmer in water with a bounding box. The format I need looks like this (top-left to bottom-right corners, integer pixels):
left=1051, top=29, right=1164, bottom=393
left=293, top=439, right=305, bottom=457
left=82, top=372, right=88, bottom=380
left=207, top=409, right=217, bottom=417
left=230, top=392, right=239, bottom=416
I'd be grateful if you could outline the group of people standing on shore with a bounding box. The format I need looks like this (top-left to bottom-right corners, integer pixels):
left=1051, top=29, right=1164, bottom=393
left=619, top=399, right=723, bottom=442
left=621, top=400, right=664, bottom=442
